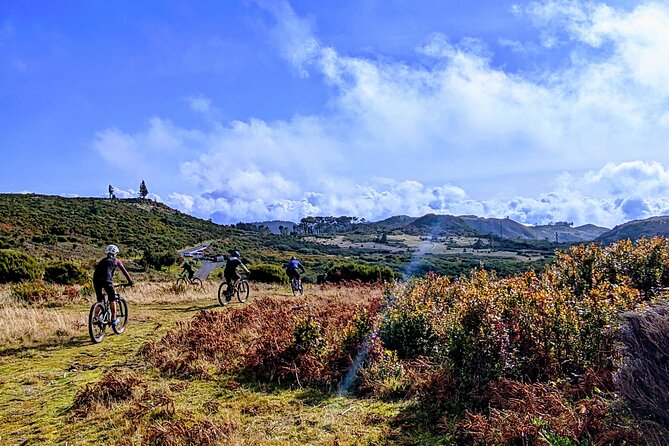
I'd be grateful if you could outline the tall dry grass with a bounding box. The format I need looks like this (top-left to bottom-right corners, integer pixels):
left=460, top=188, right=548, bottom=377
left=0, top=304, right=87, bottom=346
left=0, top=280, right=216, bottom=348
left=0, top=280, right=383, bottom=349
left=0, top=285, right=86, bottom=347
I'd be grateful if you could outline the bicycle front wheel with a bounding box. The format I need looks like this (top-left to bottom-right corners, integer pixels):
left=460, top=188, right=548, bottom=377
left=237, top=280, right=250, bottom=303
left=217, top=282, right=228, bottom=306
left=112, top=298, right=129, bottom=335
left=88, top=302, right=106, bottom=343
left=175, top=277, right=187, bottom=291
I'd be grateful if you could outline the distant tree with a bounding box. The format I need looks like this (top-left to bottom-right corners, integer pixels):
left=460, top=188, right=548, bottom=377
left=108, top=184, right=114, bottom=199
left=139, top=180, right=149, bottom=199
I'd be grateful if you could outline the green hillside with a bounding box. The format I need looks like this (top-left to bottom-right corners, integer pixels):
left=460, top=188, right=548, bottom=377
left=597, top=215, right=669, bottom=244
left=0, top=194, right=237, bottom=261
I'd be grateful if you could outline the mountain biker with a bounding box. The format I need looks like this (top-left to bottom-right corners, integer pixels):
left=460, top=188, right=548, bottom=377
left=224, top=250, right=250, bottom=301
left=93, top=245, right=133, bottom=326
left=285, top=256, right=306, bottom=286
left=181, top=258, right=195, bottom=280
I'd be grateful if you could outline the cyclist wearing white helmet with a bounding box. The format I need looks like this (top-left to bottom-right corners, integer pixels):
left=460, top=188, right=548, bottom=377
left=223, top=249, right=249, bottom=301
left=93, top=244, right=133, bottom=326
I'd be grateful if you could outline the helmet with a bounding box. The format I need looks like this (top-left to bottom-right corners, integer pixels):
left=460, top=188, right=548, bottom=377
left=291, top=256, right=296, bottom=261
left=230, top=250, right=240, bottom=258
left=105, top=244, right=120, bottom=256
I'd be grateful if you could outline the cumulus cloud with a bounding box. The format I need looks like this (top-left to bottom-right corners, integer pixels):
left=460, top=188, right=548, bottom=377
left=96, top=0, right=669, bottom=227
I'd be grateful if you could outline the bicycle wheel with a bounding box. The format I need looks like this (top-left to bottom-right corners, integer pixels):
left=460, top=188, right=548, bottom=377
left=175, top=277, right=187, bottom=291
left=237, top=280, right=250, bottom=303
left=298, top=281, right=304, bottom=296
left=217, top=282, right=228, bottom=306
left=112, top=298, right=129, bottom=335
left=192, top=278, right=203, bottom=288
left=88, top=302, right=107, bottom=343
left=291, top=279, right=299, bottom=296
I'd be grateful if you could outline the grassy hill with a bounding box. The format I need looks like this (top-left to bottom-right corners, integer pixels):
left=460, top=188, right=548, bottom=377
left=597, top=215, right=669, bottom=244
left=0, top=194, right=238, bottom=261
left=401, top=213, right=479, bottom=237
left=459, top=215, right=536, bottom=239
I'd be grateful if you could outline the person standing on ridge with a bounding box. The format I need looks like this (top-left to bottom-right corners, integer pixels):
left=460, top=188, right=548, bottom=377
left=224, top=250, right=250, bottom=301
left=93, top=244, right=133, bottom=326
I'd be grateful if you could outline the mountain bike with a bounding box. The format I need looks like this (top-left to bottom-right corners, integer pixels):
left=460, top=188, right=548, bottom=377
left=175, top=272, right=203, bottom=290
left=290, top=276, right=304, bottom=296
left=217, top=275, right=250, bottom=306
left=88, top=283, right=130, bottom=344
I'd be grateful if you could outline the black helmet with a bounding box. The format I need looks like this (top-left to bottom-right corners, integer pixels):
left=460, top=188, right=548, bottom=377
left=291, top=256, right=296, bottom=261
left=230, top=250, right=240, bottom=257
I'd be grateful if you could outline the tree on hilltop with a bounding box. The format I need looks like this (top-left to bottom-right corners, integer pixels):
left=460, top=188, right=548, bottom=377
left=139, top=180, right=149, bottom=199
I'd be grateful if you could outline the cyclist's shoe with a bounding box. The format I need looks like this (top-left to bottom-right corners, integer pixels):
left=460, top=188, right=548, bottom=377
left=112, top=317, right=121, bottom=327
left=225, top=293, right=232, bottom=302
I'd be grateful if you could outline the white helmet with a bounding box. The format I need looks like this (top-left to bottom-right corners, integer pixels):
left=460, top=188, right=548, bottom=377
left=105, top=244, right=120, bottom=256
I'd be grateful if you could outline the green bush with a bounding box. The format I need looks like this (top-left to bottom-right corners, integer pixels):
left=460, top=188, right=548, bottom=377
left=44, top=261, right=89, bottom=285
left=379, top=289, right=437, bottom=359
left=11, top=280, right=60, bottom=304
left=140, top=249, right=177, bottom=270
left=325, top=262, right=399, bottom=283
left=0, top=249, right=43, bottom=284
left=249, top=263, right=288, bottom=284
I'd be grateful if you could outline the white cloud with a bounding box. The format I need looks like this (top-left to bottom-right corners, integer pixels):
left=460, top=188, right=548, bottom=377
left=186, top=95, right=222, bottom=121
left=98, top=0, right=669, bottom=227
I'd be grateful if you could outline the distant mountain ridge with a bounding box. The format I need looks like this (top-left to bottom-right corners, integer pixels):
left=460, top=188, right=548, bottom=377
left=367, top=214, right=609, bottom=242
left=596, top=216, right=669, bottom=245
left=253, top=213, right=609, bottom=242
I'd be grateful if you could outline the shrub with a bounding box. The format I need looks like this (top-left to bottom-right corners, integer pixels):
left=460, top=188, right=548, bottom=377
left=11, top=280, right=61, bottom=304
left=141, top=296, right=382, bottom=389
left=44, top=261, right=89, bottom=285
left=140, top=249, right=177, bottom=270
left=370, top=268, right=642, bottom=401
left=248, top=263, right=288, bottom=284
left=456, top=379, right=639, bottom=445
left=0, top=249, right=42, bottom=284
left=143, top=416, right=233, bottom=445
left=379, top=305, right=437, bottom=359
left=325, top=262, right=399, bottom=283
left=71, top=371, right=144, bottom=417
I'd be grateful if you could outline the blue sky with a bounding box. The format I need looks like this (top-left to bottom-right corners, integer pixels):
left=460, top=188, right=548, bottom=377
left=2, top=0, right=669, bottom=227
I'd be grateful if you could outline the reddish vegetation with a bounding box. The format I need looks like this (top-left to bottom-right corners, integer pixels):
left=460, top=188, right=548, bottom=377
left=142, top=417, right=235, bottom=446
left=140, top=295, right=382, bottom=389
left=71, top=370, right=145, bottom=418
left=456, top=378, right=639, bottom=445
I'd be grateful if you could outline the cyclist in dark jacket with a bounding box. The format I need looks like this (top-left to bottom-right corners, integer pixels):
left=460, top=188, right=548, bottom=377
left=285, top=256, right=305, bottom=282
left=182, top=259, right=195, bottom=280
left=93, top=244, right=133, bottom=326
left=224, top=250, right=249, bottom=301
